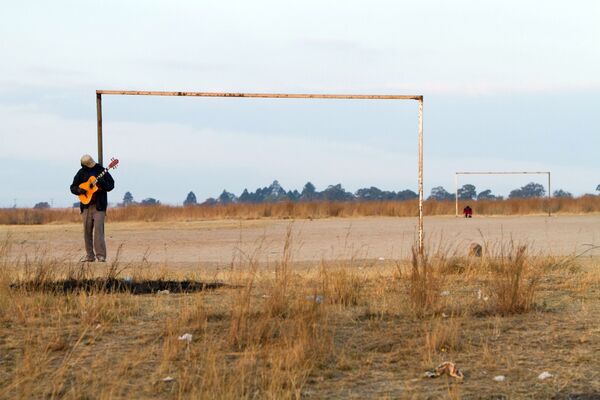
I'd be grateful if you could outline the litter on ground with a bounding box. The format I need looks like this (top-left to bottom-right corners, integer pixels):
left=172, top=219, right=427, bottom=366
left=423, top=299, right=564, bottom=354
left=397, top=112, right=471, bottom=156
left=178, top=333, right=193, bottom=342
left=424, top=362, right=464, bottom=381
left=538, top=371, right=553, bottom=380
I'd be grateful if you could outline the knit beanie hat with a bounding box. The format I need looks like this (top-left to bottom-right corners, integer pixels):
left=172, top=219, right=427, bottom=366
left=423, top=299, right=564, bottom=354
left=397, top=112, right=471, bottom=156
left=81, top=154, right=97, bottom=168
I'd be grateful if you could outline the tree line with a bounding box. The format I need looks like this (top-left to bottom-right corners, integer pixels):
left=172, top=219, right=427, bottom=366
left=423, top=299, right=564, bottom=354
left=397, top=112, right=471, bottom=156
left=115, top=180, right=583, bottom=207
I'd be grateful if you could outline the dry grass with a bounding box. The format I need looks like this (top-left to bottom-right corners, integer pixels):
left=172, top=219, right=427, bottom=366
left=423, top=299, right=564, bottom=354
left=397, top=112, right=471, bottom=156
left=1, top=232, right=600, bottom=399
left=2, top=195, right=600, bottom=224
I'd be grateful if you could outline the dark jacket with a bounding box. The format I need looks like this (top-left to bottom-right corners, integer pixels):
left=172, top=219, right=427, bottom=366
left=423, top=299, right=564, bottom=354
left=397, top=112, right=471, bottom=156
left=70, top=164, right=115, bottom=213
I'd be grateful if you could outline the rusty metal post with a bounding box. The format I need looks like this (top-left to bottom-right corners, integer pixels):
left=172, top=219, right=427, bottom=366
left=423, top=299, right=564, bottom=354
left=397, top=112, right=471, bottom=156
left=418, top=97, right=424, bottom=255
left=455, top=173, right=459, bottom=217
left=96, top=93, right=103, bottom=165
left=547, top=172, right=551, bottom=217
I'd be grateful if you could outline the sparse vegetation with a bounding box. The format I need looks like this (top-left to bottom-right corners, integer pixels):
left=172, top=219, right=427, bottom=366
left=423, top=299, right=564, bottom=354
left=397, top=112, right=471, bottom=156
left=1, top=233, right=599, bottom=398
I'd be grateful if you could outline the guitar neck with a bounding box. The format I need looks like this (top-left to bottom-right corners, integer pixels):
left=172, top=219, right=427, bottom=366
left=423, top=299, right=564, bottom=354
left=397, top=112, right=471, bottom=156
left=92, top=168, right=109, bottom=182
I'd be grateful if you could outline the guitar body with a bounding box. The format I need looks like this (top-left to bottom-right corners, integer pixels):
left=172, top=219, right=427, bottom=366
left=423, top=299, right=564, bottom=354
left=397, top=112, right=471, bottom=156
left=75, top=157, right=119, bottom=205
left=79, top=177, right=99, bottom=205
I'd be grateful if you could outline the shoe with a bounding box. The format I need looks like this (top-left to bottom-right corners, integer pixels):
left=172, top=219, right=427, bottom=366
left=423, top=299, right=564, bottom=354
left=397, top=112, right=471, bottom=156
left=96, top=257, right=106, bottom=262
left=80, top=256, right=95, bottom=263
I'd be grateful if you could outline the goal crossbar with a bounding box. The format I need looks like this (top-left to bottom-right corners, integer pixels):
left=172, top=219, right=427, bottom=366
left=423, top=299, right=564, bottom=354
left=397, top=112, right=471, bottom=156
left=454, top=171, right=552, bottom=217
left=95, top=89, right=425, bottom=253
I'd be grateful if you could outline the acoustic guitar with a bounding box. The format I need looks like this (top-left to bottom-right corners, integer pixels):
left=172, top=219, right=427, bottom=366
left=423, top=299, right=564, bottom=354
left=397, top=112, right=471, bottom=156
left=78, top=157, right=119, bottom=205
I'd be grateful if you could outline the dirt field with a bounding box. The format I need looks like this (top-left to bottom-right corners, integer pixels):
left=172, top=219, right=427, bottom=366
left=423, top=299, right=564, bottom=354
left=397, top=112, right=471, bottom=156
left=3, top=215, right=600, bottom=398
left=2, top=215, right=599, bottom=265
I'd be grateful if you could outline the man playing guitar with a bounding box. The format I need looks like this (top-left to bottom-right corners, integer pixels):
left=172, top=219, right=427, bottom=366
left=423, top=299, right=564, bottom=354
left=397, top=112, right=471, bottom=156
left=70, top=154, right=115, bottom=262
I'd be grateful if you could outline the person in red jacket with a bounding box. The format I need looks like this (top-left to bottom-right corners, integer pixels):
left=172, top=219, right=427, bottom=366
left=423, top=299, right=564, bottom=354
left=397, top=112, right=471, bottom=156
left=70, top=154, right=115, bottom=262
left=463, top=205, right=473, bottom=218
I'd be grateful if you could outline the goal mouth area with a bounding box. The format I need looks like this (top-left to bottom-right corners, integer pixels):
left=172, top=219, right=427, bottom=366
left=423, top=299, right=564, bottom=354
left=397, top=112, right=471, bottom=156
left=94, top=89, right=426, bottom=253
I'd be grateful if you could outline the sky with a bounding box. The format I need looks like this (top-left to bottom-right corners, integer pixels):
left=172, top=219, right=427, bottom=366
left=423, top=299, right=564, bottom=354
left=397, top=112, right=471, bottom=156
left=1, top=0, right=599, bottom=207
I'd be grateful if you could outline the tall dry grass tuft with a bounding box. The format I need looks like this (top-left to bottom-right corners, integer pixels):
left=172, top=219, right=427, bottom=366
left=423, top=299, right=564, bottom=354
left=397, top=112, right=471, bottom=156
left=485, top=244, right=540, bottom=315
left=408, top=247, right=443, bottom=316
left=2, top=195, right=600, bottom=225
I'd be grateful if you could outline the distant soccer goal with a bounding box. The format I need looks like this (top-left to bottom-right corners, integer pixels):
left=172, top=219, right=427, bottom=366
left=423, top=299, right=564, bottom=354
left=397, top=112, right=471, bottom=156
left=454, top=171, right=552, bottom=217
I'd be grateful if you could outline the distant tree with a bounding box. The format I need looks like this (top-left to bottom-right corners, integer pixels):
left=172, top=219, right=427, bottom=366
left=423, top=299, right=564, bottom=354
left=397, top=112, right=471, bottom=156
left=73, top=202, right=80, bottom=208
left=553, top=189, right=572, bottom=198
left=596, top=184, right=600, bottom=193
left=396, top=189, right=418, bottom=201
left=457, top=184, right=477, bottom=200
left=264, top=180, right=288, bottom=202
left=509, top=182, right=545, bottom=199
left=183, top=191, right=197, bottom=206
left=477, top=189, right=502, bottom=201
left=122, top=191, right=134, bottom=206
left=33, top=202, right=51, bottom=209
left=239, top=189, right=253, bottom=203
left=140, top=198, right=160, bottom=206
left=287, top=190, right=301, bottom=202
left=202, top=197, right=218, bottom=206
left=300, top=182, right=318, bottom=201
left=428, top=186, right=453, bottom=201
left=218, top=190, right=237, bottom=204
left=355, top=187, right=383, bottom=201
left=321, top=184, right=354, bottom=201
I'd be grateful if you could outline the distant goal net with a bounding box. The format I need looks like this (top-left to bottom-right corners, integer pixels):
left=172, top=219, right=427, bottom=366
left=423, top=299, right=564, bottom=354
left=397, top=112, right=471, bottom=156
left=454, top=171, right=552, bottom=217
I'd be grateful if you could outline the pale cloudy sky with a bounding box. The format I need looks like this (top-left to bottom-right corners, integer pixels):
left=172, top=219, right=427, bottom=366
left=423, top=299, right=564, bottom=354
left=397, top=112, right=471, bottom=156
left=1, top=1, right=599, bottom=206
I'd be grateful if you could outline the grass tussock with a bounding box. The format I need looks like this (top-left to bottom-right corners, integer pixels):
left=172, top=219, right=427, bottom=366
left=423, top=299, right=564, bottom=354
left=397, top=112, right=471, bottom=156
left=2, top=195, right=600, bottom=225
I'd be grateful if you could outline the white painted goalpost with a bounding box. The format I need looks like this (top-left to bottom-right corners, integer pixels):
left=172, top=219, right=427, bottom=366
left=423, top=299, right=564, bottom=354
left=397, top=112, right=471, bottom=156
left=454, top=171, right=552, bottom=217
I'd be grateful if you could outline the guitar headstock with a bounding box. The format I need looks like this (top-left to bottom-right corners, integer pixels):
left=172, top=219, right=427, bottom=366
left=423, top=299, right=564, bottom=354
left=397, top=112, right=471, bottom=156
left=108, top=157, right=119, bottom=169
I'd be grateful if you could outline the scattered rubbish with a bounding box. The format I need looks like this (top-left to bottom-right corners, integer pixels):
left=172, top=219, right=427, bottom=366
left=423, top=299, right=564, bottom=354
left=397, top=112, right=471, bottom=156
left=178, top=333, right=193, bottom=342
left=477, top=289, right=489, bottom=302
left=95, top=324, right=102, bottom=330
left=538, top=371, right=553, bottom=380
left=261, top=294, right=270, bottom=299
left=441, top=313, right=449, bottom=318
left=424, top=361, right=464, bottom=381
left=441, top=291, right=450, bottom=296
left=378, top=257, right=385, bottom=261
left=493, top=375, right=506, bottom=382
left=306, top=295, right=324, bottom=304
left=157, top=290, right=170, bottom=295
left=162, top=376, right=175, bottom=382
left=123, top=276, right=133, bottom=283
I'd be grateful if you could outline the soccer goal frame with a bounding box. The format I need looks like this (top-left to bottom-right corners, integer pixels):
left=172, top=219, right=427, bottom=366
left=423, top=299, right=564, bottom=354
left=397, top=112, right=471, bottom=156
left=454, top=171, right=552, bottom=217
left=95, top=90, right=425, bottom=253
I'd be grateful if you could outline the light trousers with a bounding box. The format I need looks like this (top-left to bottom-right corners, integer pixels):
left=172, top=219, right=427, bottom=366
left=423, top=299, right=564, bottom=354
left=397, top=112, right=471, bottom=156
left=82, top=205, right=106, bottom=260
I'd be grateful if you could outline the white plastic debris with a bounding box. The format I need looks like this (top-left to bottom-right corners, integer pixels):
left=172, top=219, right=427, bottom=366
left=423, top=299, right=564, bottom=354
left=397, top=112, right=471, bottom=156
left=123, top=276, right=133, bottom=283
left=538, top=371, right=553, bottom=380
left=477, top=289, right=489, bottom=302
left=493, top=375, right=506, bottom=382
left=157, top=290, right=170, bottom=295
left=305, top=295, right=324, bottom=304
left=378, top=257, right=385, bottom=261
left=178, top=333, right=193, bottom=342
left=162, top=376, right=175, bottom=382
left=440, top=291, right=450, bottom=296
left=95, top=324, right=102, bottom=330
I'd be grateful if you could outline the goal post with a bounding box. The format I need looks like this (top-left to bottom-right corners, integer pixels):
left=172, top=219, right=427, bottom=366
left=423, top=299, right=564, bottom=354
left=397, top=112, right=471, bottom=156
left=454, top=171, right=552, bottom=217
left=94, top=90, right=426, bottom=254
